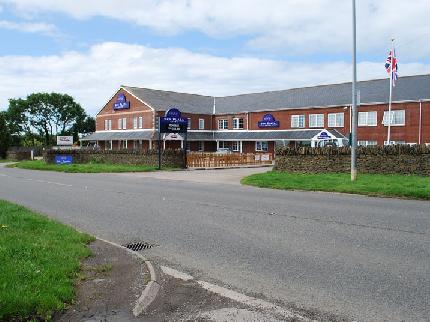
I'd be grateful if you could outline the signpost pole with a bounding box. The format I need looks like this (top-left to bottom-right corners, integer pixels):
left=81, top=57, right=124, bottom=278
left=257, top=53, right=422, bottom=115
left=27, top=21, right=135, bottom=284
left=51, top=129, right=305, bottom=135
left=351, top=0, right=358, bottom=182
left=158, top=117, right=162, bottom=170
left=184, top=131, right=188, bottom=169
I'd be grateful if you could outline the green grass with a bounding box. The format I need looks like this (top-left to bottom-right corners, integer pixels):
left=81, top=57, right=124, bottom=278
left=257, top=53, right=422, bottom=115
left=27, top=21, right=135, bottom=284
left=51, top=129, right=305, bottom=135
left=241, top=171, right=430, bottom=200
left=10, top=160, right=158, bottom=173
left=0, top=159, right=13, bottom=163
left=0, top=200, right=94, bottom=321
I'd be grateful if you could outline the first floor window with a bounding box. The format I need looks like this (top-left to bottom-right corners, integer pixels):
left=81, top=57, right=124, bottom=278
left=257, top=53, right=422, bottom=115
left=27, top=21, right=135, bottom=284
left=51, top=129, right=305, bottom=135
left=118, top=118, right=122, bottom=130
left=328, top=113, right=344, bottom=127
left=358, top=111, right=377, bottom=126
left=199, top=118, right=205, bottom=130
left=187, top=118, right=191, bottom=129
left=383, top=110, right=405, bottom=126
left=104, top=119, right=112, bottom=130
left=291, top=115, right=305, bottom=128
left=309, top=114, right=324, bottom=128
left=255, top=141, right=269, bottom=152
left=122, top=118, right=127, bottom=129
left=138, top=116, right=143, bottom=129
left=218, top=119, right=228, bottom=130
left=233, top=118, right=244, bottom=129
left=231, top=141, right=240, bottom=151
left=133, top=117, right=138, bottom=129
left=198, top=141, right=204, bottom=151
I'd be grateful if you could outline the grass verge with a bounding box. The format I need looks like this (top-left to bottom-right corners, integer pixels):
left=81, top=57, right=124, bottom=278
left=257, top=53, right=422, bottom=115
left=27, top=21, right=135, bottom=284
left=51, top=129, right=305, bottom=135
left=10, top=160, right=158, bottom=173
left=0, top=200, right=94, bottom=321
left=241, top=171, right=430, bottom=200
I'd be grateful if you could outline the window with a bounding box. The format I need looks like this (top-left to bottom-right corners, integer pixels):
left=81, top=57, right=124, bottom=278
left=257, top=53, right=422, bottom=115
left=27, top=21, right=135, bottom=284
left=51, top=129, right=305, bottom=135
left=233, top=118, right=244, bottom=129
left=291, top=115, right=305, bottom=128
left=118, top=118, right=122, bottom=130
left=199, top=118, right=205, bottom=130
left=231, top=141, right=240, bottom=151
left=358, top=140, right=377, bottom=147
left=309, top=114, right=324, bottom=128
left=358, top=111, right=377, bottom=126
left=138, top=116, right=143, bottom=129
left=383, top=110, right=405, bottom=126
left=187, top=118, right=191, bottom=130
left=218, top=119, right=228, bottom=130
left=328, top=113, right=344, bottom=127
left=133, top=117, right=138, bottom=129
left=384, top=140, right=406, bottom=145
left=104, top=119, right=112, bottom=130
left=198, top=141, right=204, bottom=151
left=255, top=141, right=269, bottom=152
left=218, top=141, right=228, bottom=149
left=122, top=118, right=127, bottom=129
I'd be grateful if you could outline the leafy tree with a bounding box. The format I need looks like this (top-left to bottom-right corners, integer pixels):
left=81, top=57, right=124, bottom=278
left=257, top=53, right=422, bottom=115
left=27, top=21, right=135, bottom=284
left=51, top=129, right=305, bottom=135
left=71, top=116, right=95, bottom=142
left=0, top=112, right=11, bottom=159
left=7, top=93, right=87, bottom=146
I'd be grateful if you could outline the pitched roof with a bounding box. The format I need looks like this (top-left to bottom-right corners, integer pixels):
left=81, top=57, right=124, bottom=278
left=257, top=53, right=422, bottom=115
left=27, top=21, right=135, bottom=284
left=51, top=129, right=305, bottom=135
left=123, top=74, right=430, bottom=115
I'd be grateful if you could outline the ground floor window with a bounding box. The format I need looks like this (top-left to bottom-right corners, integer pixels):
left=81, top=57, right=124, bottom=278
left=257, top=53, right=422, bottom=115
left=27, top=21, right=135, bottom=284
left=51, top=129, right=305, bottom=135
left=255, top=141, right=269, bottom=152
left=231, top=141, right=240, bottom=152
left=198, top=141, right=204, bottom=151
left=384, top=140, right=406, bottom=145
left=218, top=141, right=229, bottom=149
left=358, top=140, right=377, bottom=147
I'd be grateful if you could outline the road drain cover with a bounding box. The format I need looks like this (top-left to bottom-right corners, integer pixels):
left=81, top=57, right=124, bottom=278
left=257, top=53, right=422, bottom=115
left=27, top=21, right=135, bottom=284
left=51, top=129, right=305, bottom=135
left=123, top=241, right=156, bottom=251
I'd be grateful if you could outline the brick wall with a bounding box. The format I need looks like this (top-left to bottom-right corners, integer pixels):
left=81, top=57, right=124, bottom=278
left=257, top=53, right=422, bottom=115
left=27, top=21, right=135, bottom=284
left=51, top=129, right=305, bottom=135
left=44, top=149, right=185, bottom=168
left=274, top=145, right=430, bottom=176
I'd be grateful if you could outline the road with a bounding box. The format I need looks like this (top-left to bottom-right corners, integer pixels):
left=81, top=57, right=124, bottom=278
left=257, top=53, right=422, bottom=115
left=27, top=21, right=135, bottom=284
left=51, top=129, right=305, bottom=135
left=1, top=166, right=429, bottom=321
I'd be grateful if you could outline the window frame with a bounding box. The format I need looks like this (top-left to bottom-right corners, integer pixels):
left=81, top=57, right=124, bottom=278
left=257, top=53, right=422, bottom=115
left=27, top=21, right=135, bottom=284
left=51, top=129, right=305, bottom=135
left=218, top=119, right=228, bottom=130
left=138, top=116, right=143, bottom=129
left=255, top=141, right=269, bottom=152
left=309, top=114, right=324, bottom=128
left=328, top=112, right=344, bottom=127
left=233, top=117, right=244, bottom=129
left=358, top=111, right=377, bottom=126
left=383, top=110, right=405, bottom=126
left=291, top=115, right=305, bottom=128
left=199, top=118, right=205, bottom=130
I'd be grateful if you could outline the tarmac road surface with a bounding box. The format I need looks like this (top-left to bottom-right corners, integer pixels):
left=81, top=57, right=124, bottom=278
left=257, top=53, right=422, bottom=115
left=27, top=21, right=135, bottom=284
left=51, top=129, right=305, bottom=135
left=1, top=166, right=429, bottom=321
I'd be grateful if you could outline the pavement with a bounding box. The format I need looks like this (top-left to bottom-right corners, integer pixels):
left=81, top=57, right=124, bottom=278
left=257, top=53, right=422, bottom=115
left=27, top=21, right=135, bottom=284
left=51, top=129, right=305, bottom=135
left=1, top=164, right=429, bottom=321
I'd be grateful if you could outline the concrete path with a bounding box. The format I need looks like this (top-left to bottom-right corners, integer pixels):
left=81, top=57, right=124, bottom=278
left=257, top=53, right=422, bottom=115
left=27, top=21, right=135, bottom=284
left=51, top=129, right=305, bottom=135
left=0, top=166, right=429, bottom=321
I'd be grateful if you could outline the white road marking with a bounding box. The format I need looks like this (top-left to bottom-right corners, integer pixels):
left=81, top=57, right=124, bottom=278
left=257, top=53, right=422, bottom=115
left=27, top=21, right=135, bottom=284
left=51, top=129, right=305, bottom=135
left=161, top=266, right=313, bottom=321
left=160, top=266, right=194, bottom=281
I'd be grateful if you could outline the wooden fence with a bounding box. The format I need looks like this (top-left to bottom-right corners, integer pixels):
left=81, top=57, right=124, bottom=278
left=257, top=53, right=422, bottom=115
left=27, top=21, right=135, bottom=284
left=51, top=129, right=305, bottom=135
left=187, top=152, right=273, bottom=168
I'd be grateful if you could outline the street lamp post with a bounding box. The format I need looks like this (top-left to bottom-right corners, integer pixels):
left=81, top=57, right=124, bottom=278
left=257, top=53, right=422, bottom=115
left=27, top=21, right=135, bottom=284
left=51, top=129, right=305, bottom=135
left=351, top=0, right=358, bottom=181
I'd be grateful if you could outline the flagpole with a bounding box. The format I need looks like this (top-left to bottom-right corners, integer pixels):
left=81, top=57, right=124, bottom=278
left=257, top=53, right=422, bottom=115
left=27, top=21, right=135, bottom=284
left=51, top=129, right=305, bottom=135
left=351, top=0, right=358, bottom=181
left=387, top=38, right=394, bottom=145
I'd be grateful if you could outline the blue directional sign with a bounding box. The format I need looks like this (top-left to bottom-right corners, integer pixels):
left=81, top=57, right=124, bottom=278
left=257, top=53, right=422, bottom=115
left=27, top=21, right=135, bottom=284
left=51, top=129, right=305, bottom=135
left=55, top=155, right=73, bottom=165
left=160, top=108, right=188, bottom=133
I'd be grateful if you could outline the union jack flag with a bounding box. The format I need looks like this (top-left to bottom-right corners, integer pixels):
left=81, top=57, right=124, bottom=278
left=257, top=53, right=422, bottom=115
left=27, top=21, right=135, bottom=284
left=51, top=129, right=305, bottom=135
left=385, top=49, right=399, bottom=86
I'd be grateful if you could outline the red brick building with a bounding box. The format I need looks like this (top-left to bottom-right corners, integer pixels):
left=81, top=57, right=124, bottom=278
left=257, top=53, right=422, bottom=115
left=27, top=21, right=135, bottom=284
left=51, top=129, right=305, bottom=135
left=82, top=74, right=430, bottom=153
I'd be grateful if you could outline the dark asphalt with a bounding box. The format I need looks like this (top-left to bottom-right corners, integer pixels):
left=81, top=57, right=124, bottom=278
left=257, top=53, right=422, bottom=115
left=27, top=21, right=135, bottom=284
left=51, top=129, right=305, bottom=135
left=0, top=166, right=429, bottom=321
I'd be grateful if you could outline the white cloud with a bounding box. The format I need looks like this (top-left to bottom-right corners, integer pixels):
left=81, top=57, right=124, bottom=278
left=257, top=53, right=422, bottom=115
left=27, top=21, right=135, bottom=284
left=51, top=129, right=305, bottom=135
left=0, top=19, right=58, bottom=36
left=1, top=0, right=429, bottom=58
left=1, top=42, right=429, bottom=115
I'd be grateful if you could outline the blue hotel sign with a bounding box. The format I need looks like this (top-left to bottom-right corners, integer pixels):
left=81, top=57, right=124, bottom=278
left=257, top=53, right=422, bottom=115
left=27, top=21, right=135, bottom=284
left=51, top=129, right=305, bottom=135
left=160, top=108, right=188, bottom=133
left=113, top=93, right=130, bottom=110
left=258, top=114, right=280, bottom=128
left=55, top=155, right=73, bottom=165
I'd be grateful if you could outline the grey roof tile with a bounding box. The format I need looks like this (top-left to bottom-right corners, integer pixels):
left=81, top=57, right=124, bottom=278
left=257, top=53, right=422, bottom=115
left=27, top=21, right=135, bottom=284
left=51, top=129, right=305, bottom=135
left=123, top=74, right=430, bottom=114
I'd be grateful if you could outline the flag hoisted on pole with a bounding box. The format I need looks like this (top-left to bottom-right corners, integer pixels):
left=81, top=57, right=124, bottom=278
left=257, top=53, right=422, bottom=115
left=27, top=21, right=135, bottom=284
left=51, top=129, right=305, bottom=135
left=385, top=39, right=399, bottom=145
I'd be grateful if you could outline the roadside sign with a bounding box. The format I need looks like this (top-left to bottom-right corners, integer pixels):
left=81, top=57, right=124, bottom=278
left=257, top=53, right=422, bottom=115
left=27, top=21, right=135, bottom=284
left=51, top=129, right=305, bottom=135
left=56, top=136, right=73, bottom=146
left=159, top=108, right=188, bottom=133
left=55, top=155, right=73, bottom=165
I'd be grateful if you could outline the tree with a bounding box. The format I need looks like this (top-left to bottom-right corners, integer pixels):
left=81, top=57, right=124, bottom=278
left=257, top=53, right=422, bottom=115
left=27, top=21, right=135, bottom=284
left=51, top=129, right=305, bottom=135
left=71, top=116, right=95, bottom=142
left=0, top=112, right=11, bottom=159
left=7, top=93, right=87, bottom=146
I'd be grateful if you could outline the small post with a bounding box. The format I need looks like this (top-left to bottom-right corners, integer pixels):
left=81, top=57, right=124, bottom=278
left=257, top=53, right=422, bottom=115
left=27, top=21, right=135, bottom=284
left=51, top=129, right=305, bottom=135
left=158, top=117, right=161, bottom=170
left=183, top=131, right=188, bottom=169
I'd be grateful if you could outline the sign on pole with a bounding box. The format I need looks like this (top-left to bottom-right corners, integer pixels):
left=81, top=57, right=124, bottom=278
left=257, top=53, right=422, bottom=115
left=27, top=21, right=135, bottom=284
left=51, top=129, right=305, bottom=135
left=158, top=108, right=188, bottom=169
left=56, top=136, right=73, bottom=146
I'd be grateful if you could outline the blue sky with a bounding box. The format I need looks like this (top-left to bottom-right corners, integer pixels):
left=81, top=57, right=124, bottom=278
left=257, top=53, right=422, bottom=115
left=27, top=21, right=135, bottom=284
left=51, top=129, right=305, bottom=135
left=0, top=0, right=429, bottom=115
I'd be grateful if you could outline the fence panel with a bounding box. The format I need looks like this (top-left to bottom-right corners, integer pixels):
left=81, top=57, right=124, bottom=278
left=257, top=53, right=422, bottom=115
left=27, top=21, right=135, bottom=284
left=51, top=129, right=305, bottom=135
left=187, top=152, right=273, bottom=168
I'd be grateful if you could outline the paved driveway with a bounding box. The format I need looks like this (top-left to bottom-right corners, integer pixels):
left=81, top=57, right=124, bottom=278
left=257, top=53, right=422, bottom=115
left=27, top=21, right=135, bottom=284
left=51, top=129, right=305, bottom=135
left=119, top=166, right=271, bottom=185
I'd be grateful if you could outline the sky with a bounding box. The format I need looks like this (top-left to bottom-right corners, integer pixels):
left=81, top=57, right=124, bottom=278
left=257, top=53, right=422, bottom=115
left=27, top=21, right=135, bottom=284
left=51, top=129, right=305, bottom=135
left=0, top=0, right=429, bottom=116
